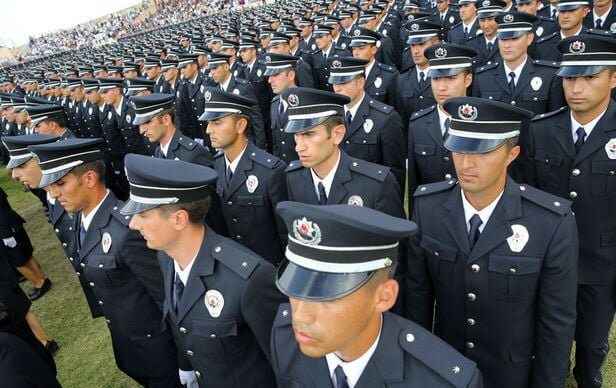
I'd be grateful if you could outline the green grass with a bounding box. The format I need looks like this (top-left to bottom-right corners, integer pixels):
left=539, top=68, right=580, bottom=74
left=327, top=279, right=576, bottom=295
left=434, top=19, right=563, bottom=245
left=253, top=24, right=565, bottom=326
left=1, top=168, right=614, bottom=387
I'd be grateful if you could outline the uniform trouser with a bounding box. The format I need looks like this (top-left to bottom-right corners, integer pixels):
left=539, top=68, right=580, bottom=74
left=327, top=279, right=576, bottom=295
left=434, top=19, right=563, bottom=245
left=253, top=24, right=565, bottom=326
left=133, top=374, right=182, bottom=388
left=574, top=281, right=616, bottom=388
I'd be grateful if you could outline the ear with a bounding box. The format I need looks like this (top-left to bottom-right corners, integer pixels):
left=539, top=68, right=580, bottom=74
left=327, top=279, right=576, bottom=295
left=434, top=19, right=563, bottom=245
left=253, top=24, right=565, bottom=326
left=331, top=123, right=346, bottom=145
left=171, top=209, right=191, bottom=231
left=464, top=72, right=473, bottom=88
left=374, top=278, right=399, bottom=313
left=609, top=70, right=616, bottom=90
left=506, top=144, right=521, bottom=167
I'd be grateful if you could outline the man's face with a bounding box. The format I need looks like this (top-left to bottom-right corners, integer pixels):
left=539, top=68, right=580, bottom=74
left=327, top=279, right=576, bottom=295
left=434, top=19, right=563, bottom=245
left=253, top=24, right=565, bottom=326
left=15, top=111, right=28, bottom=125
left=210, top=63, right=230, bottom=83
left=268, top=70, right=294, bottom=94
left=516, top=0, right=539, bottom=15
left=70, top=86, right=85, bottom=101
left=289, top=282, right=381, bottom=358
left=563, top=70, right=616, bottom=114
left=11, top=158, right=42, bottom=189
left=146, top=66, right=160, bottom=80
left=340, top=17, right=354, bottom=29
left=164, top=67, right=179, bottom=82
left=86, top=90, right=100, bottom=104
left=479, top=17, right=498, bottom=38
left=205, top=115, right=241, bottom=149
left=301, top=25, right=313, bottom=38
left=332, top=77, right=364, bottom=102
left=437, top=0, right=450, bottom=13
left=260, top=36, right=272, bottom=49
left=453, top=143, right=518, bottom=194
left=210, top=41, right=223, bottom=52
left=315, top=34, right=332, bottom=50
left=124, top=70, right=138, bottom=80
left=129, top=208, right=179, bottom=251
left=362, top=18, right=378, bottom=30
left=294, top=124, right=340, bottom=168
left=558, top=7, right=589, bottom=30
left=35, top=120, right=55, bottom=136
left=459, top=3, right=477, bottom=22
left=198, top=54, right=208, bottom=68
left=101, top=88, right=118, bottom=105
left=139, top=116, right=167, bottom=143
left=49, top=172, right=88, bottom=213
left=594, top=0, right=611, bottom=7
left=498, top=33, right=533, bottom=63
left=6, top=108, right=15, bottom=122
left=181, top=63, right=198, bottom=80
left=410, top=39, right=437, bottom=67
left=239, top=48, right=256, bottom=64
left=431, top=72, right=472, bottom=105
left=352, top=44, right=377, bottom=61
left=268, top=43, right=290, bottom=54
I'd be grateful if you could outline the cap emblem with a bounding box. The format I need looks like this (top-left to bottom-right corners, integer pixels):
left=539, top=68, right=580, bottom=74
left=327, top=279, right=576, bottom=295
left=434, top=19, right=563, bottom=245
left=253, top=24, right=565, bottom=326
left=287, top=93, right=299, bottom=107
left=569, top=40, right=586, bottom=53
left=293, top=217, right=322, bottom=245
left=435, top=47, right=448, bottom=58
left=353, top=29, right=361, bottom=37
left=331, top=59, right=342, bottom=68
left=411, top=23, right=420, bottom=31
left=503, top=14, right=514, bottom=22
left=265, top=55, right=272, bottom=63
left=458, top=104, right=478, bottom=121
left=482, top=0, right=491, bottom=6
left=204, top=90, right=212, bottom=102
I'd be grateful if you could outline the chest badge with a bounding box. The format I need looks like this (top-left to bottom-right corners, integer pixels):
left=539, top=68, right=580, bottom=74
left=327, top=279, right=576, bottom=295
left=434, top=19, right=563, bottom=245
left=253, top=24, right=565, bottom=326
left=107, top=111, right=112, bottom=120
left=536, top=26, right=544, bottom=37
left=205, top=289, right=224, bottom=318
left=348, top=195, right=364, bottom=207
left=605, top=138, right=616, bottom=159
left=257, top=69, right=263, bottom=77
left=232, top=88, right=240, bottom=95
left=506, top=224, right=529, bottom=253
left=246, top=174, right=259, bottom=193
left=374, top=76, right=382, bottom=89
left=200, top=84, right=204, bottom=93
left=101, top=232, right=112, bottom=254
left=449, top=15, right=455, bottom=24
left=126, top=114, right=132, bottom=123
left=530, top=76, right=542, bottom=91
left=363, top=119, right=374, bottom=133
left=611, top=22, right=616, bottom=33
left=89, top=107, right=93, bottom=115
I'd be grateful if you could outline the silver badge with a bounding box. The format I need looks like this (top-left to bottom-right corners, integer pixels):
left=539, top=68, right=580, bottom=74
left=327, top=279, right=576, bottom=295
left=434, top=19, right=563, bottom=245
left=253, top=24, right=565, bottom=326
left=107, top=111, right=112, bottom=120
left=611, top=22, right=616, bottom=33
left=407, top=15, right=415, bottom=21
left=458, top=104, right=478, bottom=121
left=531, top=76, right=542, bottom=91
left=435, top=47, right=448, bottom=58
left=292, top=217, right=322, bottom=245
left=200, top=84, right=204, bottom=93
left=102, top=232, right=112, bottom=254
left=536, top=26, right=544, bottom=36
left=353, top=29, right=361, bottom=37
left=257, top=69, right=262, bottom=77
left=482, top=0, right=491, bottom=6
left=233, top=70, right=238, bottom=78
left=232, top=88, right=240, bottom=95
left=287, top=93, right=299, bottom=107
left=176, top=90, right=180, bottom=97
left=126, top=114, right=131, bottom=123
left=204, top=289, right=224, bottom=318
left=374, top=76, right=382, bottom=88
left=311, top=44, right=316, bottom=50
left=503, top=14, right=514, bottom=23
left=89, top=107, right=93, bottom=115
left=569, top=40, right=586, bottom=53
left=411, top=23, right=420, bottom=31
left=341, top=43, right=347, bottom=49
left=363, top=119, right=374, bottom=133
left=265, top=55, right=272, bottom=63
left=331, top=59, right=342, bottom=68
left=449, top=15, right=455, bottom=23
left=605, top=138, right=616, bottom=159
left=204, top=90, right=212, bottom=101
left=246, top=174, right=259, bottom=193
left=348, top=195, right=364, bottom=207
left=506, top=224, right=529, bottom=253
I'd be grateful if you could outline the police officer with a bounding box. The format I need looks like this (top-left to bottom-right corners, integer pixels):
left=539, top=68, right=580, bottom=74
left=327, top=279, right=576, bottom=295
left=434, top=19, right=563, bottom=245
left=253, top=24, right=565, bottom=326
left=528, top=34, right=616, bottom=388
left=583, top=0, right=616, bottom=31
left=66, top=78, right=85, bottom=136
left=30, top=138, right=181, bottom=387
left=448, top=0, right=481, bottom=43
left=467, top=0, right=505, bottom=67
left=80, top=78, right=104, bottom=139
left=472, top=11, right=566, bottom=115
left=408, top=97, right=578, bottom=388
left=328, top=56, right=406, bottom=187
left=176, top=53, right=207, bottom=144
left=266, top=32, right=315, bottom=89
left=515, top=0, right=559, bottom=39
left=123, top=154, right=286, bottom=388
left=309, top=24, right=352, bottom=91
left=161, top=58, right=181, bottom=95
left=395, top=20, right=441, bottom=125
left=144, top=56, right=168, bottom=93
left=357, top=10, right=397, bottom=68
left=349, top=27, right=399, bottom=106
left=206, top=52, right=266, bottom=150
left=282, top=87, right=405, bottom=220
left=433, top=0, right=462, bottom=31
left=200, top=89, right=288, bottom=264
left=535, top=0, right=590, bottom=61
left=271, top=201, right=484, bottom=388
left=408, top=43, right=476, bottom=204
left=23, top=104, right=74, bottom=140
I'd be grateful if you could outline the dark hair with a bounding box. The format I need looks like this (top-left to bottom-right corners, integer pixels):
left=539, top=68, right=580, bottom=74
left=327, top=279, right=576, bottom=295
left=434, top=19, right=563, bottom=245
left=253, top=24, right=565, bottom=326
left=43, top=115, right=68, bottom=129
left=321, top=115, right=345, bottom=134
left=504, top=136, right=519, bottom=149
left=158, top=197, right=212, bottom=224
left=71, top=160, right=106, bottom=184
left=155, top=108, right=176, bottom=125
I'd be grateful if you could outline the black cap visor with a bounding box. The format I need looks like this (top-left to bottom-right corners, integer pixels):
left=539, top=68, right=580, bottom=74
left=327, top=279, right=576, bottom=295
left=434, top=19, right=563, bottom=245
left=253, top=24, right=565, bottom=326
left=497, top=29, right=531, bottom=39
left=284, top=115, right=334, bottom=133
left=444, top=134, right=507, bottom=154
left=428, top=67, right=469, bottom=78
left=120, top=198, right=160, bottom=216
left=557, top=65, right=608, bottom=77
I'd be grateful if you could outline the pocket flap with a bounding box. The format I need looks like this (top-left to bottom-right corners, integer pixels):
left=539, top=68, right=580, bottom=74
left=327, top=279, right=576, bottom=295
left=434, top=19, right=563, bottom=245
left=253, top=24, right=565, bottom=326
left=419, top=234, right=457, bottom=262
left=87, top=254, right=118, bottom=269
left=489, top=255, right=541, bottom=275
left=533, top=152, right=563, bottom=166
left=236, top=195, right=264, bottom=206
left=592, top=160, right=616, bottom=175
left=415, top=144, right=436, bottom=156
left=191, top=318, right=238, bottom=338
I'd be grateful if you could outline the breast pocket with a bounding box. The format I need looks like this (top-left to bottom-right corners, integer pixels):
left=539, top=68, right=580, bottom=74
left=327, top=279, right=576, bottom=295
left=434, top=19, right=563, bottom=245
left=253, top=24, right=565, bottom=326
left=346, top=132, right=378, bottom=162
left=188, top=318, right=241, bottom=359
left=591, top=160, right=616, bottom=196
left=419, top=234, right=458, bottom=286
left=86, top=254, right=121, bottom=287
left=533, top=151, right=563, bottom=191
left=488, top=255, right=542, bottom=301
left=236, top=195, right=265, bottom=207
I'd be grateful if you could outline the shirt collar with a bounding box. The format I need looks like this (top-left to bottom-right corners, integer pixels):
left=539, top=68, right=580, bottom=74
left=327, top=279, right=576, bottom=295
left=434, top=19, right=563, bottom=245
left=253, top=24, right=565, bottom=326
left=437, top=105, right=451, bottom=136
left=225, top=144, right=248, bottom=173
left=220, top=75, right=232, bottom=91
left=485, top=36, right=497, bottom=45
left=503, top=56, right=528, bottom=85
left=365, top=59, right=376, bottom=79
left=325, top=315, right=382, bottom=388
left=594, top=4, right=612, bottom=21
left=114, top=96, right=124, bottom=116
left=81, top=190, right=110, bottom=231
left=463, top=17, right=477, bottom=30
left=310, top=151, right=341, bottom=198
left=345, top=92, right=366, bottom=120
left=323, top=44, right=333, bottom=57
left=416, top=67, right=429, bottom=83
left=173, top=253, right=198, bottom=286
left=561, top=25, right=583, bottom=39
left=570, top=109, right=607, bottom=140
left=461, top=189, right=504, bottom=233
left=189, top=74, right=198, bottom=84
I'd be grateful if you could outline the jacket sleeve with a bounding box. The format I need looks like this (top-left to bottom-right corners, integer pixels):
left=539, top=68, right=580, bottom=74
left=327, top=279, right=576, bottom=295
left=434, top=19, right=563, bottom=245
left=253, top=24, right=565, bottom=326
left=381, top=111, right=406, bottom=190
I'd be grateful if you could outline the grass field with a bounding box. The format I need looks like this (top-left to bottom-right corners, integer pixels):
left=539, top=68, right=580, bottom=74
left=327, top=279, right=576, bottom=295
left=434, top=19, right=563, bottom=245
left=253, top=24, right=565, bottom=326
left=1, top=168, right=614, bottom=388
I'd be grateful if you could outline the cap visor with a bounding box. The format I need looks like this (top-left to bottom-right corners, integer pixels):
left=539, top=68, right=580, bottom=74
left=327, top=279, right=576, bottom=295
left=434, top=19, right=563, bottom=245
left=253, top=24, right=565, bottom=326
left=557, top=65, right=607, bottom=77
left=264, top=67, right=290, bottom=76
left=133, top=113, right=157, bottom=125
left=120, top=199, right=160, bottom=215
left=38, top=168, right=71, bottom=188
left=348, top=41, right=373, bottom=48
left=407, top=36, right=432, bottom=45
left=557, top=4, right=586, bottom=11
left=428, top=67, right=467, bottom=78
left=284, top=116, right=332, bottom=133
left=497, top=30, right=528, bottom=40
left=6, top=156, right=31, bottom=169
left=199, top=111, right=234, bottom=121
left=328, top=74, right=359, bottom=85
left=444, top=134, right=506, bottom=154
left=275, top=260, right=372, bottom=301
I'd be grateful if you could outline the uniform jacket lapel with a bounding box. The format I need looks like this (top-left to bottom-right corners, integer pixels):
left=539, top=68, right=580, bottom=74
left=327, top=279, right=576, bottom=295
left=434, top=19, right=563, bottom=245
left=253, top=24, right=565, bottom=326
left=346, top=97, right=370, bottom=140
left=513, top=60, right=534, bottom=99
left=328, top=152, right=353, bottom=205
left=553, top=108, right=577, bottom=157
left=442, top=185, right=471, bottom=255
left=574, top=102, right=616, bottom=165
left=225, top=146, right=254, bottom=198
left=426, top=109, right=443, bottom=145
left=494, top=63, right=512, bottom=97
left=78, top=193, right=116, bottom=261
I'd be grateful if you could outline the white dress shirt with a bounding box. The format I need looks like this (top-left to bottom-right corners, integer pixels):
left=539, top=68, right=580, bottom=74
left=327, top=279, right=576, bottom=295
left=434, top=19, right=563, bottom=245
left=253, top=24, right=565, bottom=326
left=174, top=254, right=197, bottom=286
left=503, top=56, right=528, bottom=87
left=220, top=75, right=232, bottom=92
left=310, top=151, right=341, bottom=198
left=365, top=59, right=375, bottom=79
left=594, top=5, right=612, bottom=26
left=344, top=93, right=366, bottom=122
left=437, top=105, right=451, bottom=136
left=225, top=144, right=248, bottom=173
left=81, top=190, right=110, bottom=231
left=570, top=109, right=607, bottom=142
left=461, top=189, right=504, bottom=233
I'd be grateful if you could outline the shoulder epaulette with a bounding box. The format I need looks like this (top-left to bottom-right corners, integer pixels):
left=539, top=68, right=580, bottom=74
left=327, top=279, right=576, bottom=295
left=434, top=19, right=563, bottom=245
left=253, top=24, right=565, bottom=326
left=212, top=239, right=260, bottom=280
left=476, top=61, right=499, bottom=73
left=177, top=135, right=197, bottom=150
left=110, top=203, right=131, bottom=226
left=531, top=106, right=567, bottom=121
left=517, top=183, right=571, bottom=215
left=536, top=31, right=558, bottom=44
left=410, top=105, right=436, bottom=121
left=413, top=179, right=457, bottom=197
left=285, top=160, right=303, bottom=172
left=532, top=59, right=560, bottom=68
left=273, top=303, right=292, bottom=328
left=349, top=158, right=389, bottom=182
left=213, top=150, right=225, bottom=159
left=248, top=148, right=281, bottom=169
left=368, top=99, right=393, bottom=114
left=376, top=62, right=396, bottom=73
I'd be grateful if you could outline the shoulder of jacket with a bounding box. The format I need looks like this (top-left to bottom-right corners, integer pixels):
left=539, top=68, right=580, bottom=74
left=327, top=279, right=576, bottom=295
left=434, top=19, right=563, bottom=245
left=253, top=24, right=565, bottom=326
left=285, top=160, right=304, bottom=173
left=177, top=135, right=198, bottom=150
left=249, top=147, right=283, bottom=169
left=214, top=150, right=225, bottom=159
left=212, top=237, right=261, bottom=280
left=110, top=201, right=131, bottom=227
left=410, top=105, right=436, bottom=121
left=413, top=179, right=458, bottom=198
left=536, top=31, right=558, bottom=43
left=517, top=183, right=572, bottom=215
left=476, top=61, right=499, bottom=73
left=531, top=106, right=567, bottom=122
left=532, top=59, right=560, bottom=68
left=368, top=98, right=393, bottom=114
left=376, top=62, right=396, bottom=73
left=349, top=158, right=390, bottom=182
left=395, top=314, right=479, bottom=388
left=234, top=77, right=250, bottom=85
left=272, top=303, right=292, bottom=329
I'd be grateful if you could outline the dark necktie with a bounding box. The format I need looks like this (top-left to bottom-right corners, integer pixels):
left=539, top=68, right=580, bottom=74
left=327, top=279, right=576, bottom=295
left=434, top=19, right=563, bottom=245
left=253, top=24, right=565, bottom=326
left=464, top=26, right=469, bottom=38
left=419, top=71, right=426, bottom=87
left=345, top=111, right=353, bottom=129
left=487, top=42, right=494, bottom=53
left=508, top=72, right=516, bottom=95
left=468, top=214, right=483, bottom=249
left=443, top=118, right=451, bottom=139
left=551, top=8, right=557, bottom=19
left=173, top=273, right=184, bottom=314
left=318, top=182, right=328, bottom=205
left=226, top=165, right=233, bottom=186
left=278, top=100, right=285, bottom=117
left=575, top=127, right=587, bottom=154
left=79, top=222, right=87, bottom=251
left=334, top=365, right=349, bottom=388
left=596, top=19, right=603, bottom=29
